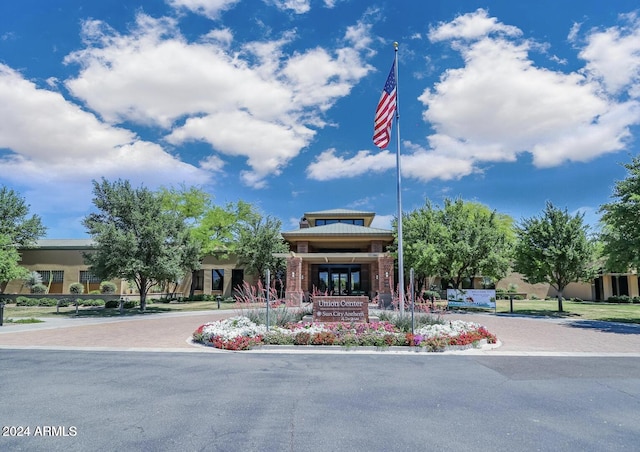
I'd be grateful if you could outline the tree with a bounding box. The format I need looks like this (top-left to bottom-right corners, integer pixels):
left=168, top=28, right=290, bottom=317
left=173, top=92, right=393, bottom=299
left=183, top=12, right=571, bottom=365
left=0, top=187, right=47, bottom=293
left=599, top=156, right=640, bottom=272
left=83, top=179, right=199, bottom=311
left=513, top=202, right=596, bottom=312
left=0, top=186, right=47, bottom=246
left=159, top=185, right=259, bottom=296
left=398, top=198, right=514, bottom=290
left=0, top=234, right=29, bottom=293
left=236, top=215, right=289, bottom=286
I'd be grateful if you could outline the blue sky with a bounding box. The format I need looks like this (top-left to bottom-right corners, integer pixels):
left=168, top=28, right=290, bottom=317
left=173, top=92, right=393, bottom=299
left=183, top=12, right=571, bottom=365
left=1, top=0, right=640, bottom=238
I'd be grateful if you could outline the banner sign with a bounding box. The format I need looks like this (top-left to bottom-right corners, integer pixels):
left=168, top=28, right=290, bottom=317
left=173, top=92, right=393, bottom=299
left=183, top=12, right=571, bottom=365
left=446, top=289, right=496, bottom=309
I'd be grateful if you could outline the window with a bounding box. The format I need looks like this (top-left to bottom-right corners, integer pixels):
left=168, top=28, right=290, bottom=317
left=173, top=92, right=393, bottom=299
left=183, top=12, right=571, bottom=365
left=38, top=270, right=64, bottom=283
left=232, top=269, right=244, bottom=293
left=79, top=270, right=101, bottom=293
left=79, top=271, right=101, bottom=284
left=192, top=270, right=204, bottom=291
left=212, top=269, right=224, bottom=291
left=315, top=219, right=364, bottom=226
left=37, top=270, right=64, bottom=294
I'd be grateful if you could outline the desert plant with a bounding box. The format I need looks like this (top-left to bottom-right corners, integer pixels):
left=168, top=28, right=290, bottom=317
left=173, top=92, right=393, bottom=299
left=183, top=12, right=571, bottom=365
left=24, top=271, right=43, bottom=292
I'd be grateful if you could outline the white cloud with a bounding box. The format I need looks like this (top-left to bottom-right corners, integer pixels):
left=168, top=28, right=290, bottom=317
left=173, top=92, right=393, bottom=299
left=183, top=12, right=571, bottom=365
left=266, top=0, right=311, bottom=14
left=306, top=142, right=474, bottom=183
left=418, top=9, right=640, bottom=174
left=428, top=8, right=521, bottom=42
left=306, top=148, right=395, bottom=180
left=199, top=154, right=226, bottom=172
left=310, top=10, right=640, bottom=186
left=0, top=64, right=210, bottom=218
left=579, top=12, right=640, bottom=95
left=64, top=13, right=373, bottom=187
left=167, top=0, right=241, bottom=19
left=370, top=214, right=393, bottom=230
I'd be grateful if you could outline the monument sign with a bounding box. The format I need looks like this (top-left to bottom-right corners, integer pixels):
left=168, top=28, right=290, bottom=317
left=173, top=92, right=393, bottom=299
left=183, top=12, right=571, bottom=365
left=313, top=296, right=369, bottom=323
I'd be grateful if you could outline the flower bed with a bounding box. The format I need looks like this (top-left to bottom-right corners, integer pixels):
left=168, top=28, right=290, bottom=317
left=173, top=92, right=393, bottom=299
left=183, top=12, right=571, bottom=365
left=192, top=316, right=497, bottom=351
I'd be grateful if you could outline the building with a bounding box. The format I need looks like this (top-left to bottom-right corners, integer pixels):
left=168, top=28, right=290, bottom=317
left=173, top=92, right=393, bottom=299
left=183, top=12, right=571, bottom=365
left=4, top=209, right=639, bottom=302
left=274, top=209, right=396, bottom=305
left=4, top=239, right=126, bottom=295
left=6, top=239, right=251, bottom=299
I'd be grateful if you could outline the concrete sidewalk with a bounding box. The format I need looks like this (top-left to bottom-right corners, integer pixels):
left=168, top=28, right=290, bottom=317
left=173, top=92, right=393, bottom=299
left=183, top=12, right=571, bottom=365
left=1, top=309, right=639, bottom=355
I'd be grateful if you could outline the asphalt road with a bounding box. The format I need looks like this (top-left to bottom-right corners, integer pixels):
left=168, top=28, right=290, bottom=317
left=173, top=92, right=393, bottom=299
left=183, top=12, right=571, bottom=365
left=1, top=350, right=639, bottom=451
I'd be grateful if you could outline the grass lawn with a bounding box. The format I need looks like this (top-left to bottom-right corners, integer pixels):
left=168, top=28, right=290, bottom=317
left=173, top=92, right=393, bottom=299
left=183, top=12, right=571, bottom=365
left=2, top=300, right=240, bottom=320
left=3, top=298, right=640, bottom=325
left=494, top=299, right=640, bottom=324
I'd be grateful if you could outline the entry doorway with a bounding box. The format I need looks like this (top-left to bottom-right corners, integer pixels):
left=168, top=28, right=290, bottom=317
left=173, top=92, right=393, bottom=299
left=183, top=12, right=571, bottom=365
left=317, top=265, right=363, bottom=296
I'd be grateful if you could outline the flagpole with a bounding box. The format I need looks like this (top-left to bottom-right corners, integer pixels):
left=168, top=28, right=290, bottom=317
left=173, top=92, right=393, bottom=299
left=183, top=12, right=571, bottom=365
left=393, top=42, right=405, bottom=315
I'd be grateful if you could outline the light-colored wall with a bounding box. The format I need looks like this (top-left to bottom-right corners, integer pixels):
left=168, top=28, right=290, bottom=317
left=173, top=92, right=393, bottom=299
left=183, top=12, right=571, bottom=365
left=6, top=248, right=125, bottom=294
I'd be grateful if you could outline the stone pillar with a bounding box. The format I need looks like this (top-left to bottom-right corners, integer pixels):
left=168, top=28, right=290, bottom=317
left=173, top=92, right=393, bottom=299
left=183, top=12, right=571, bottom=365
left=285, top=256, right=304, bottom=306
left=376, top=255, right=395, bottom=309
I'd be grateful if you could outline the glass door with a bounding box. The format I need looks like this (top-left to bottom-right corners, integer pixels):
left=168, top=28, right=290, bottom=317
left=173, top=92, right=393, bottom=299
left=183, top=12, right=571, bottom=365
left=331, top=272, right=349, bottom=295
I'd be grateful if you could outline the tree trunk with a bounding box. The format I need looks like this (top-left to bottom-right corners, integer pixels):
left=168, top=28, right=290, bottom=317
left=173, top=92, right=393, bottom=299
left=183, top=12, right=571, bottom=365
left=138, top=277, right=147, bottom=312
left=189, top=270, right=196, bottom=299
left=557, top=291, right=564, bottom=312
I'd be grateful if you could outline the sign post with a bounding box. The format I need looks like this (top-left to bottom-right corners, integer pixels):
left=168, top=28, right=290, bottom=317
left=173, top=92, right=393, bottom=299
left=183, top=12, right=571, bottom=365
left=265, top=269, right=270, bottom=332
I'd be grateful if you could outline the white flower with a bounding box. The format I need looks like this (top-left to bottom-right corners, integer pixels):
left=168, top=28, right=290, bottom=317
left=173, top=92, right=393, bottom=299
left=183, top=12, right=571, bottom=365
left=415, top=320, right=480, bottom=338
left=199, top=316, right=267, bottom=341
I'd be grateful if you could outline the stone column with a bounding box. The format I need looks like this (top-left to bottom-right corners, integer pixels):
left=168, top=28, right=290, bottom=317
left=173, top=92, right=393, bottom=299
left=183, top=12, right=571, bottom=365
left=376, top=255, right=395, bottom=308
left=285, top=256, right=303, bottom=306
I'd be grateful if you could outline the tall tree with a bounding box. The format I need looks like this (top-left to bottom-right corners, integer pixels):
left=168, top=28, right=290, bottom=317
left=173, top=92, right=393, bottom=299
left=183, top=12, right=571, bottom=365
left=398, top=198, right=514, bottom=290
left=599, top=156, right=640, bottom=272
left=0, top=186, right=47, bottom=246
left=0, top=187, right=46, bottom=293
left=513, top=202, right=596, bottom=312
left=236, top=215, right=289, bottom=285
left=83, top=179, right=199, bottom=311
left=159, top=185, right=259, bottom=296
left=0, top=234, right=29, bottom=294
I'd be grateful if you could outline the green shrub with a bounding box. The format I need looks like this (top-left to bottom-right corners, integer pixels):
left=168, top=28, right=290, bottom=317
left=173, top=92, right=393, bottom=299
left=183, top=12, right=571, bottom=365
left=123, top=299, right=137, bottom=309
left=57, top=299, right=70, bottom=307
left=100, top=281, right=117, bottom=294
left=80, top=299, right=105, bottom=307
left=529, top=294, right=539, bottom=300
left=37, top=298, right=58, bottom=307
left=263, top=331, right=295, bottom=345
left=104, top=299, right=119, bottom=309
left=69, top=283, right=84, bottom=294
left=31, top=284, right=48, bottom=294
left=608, top=295, right=631, bottom=303
left=89, top=290, right=101, bottom=295
left=16, top=296, right=38, bottom=306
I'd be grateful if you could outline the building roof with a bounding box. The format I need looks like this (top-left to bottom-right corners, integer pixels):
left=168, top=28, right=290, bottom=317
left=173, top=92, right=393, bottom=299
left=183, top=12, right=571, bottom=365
left=303, top=208, right=376, bottom=217
left=30, top=239, right=96, bottom=249
left=282, top=223, right=392, bottom=238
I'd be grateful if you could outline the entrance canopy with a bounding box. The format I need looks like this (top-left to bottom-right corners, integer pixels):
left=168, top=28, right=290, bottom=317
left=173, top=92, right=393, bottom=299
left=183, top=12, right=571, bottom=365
left=273, top=251, right=387, bottom=263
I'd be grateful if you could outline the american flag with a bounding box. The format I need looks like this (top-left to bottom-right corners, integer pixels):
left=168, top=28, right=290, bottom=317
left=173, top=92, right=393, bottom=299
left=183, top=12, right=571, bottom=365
left=373, top=61, right=397, bottom=150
